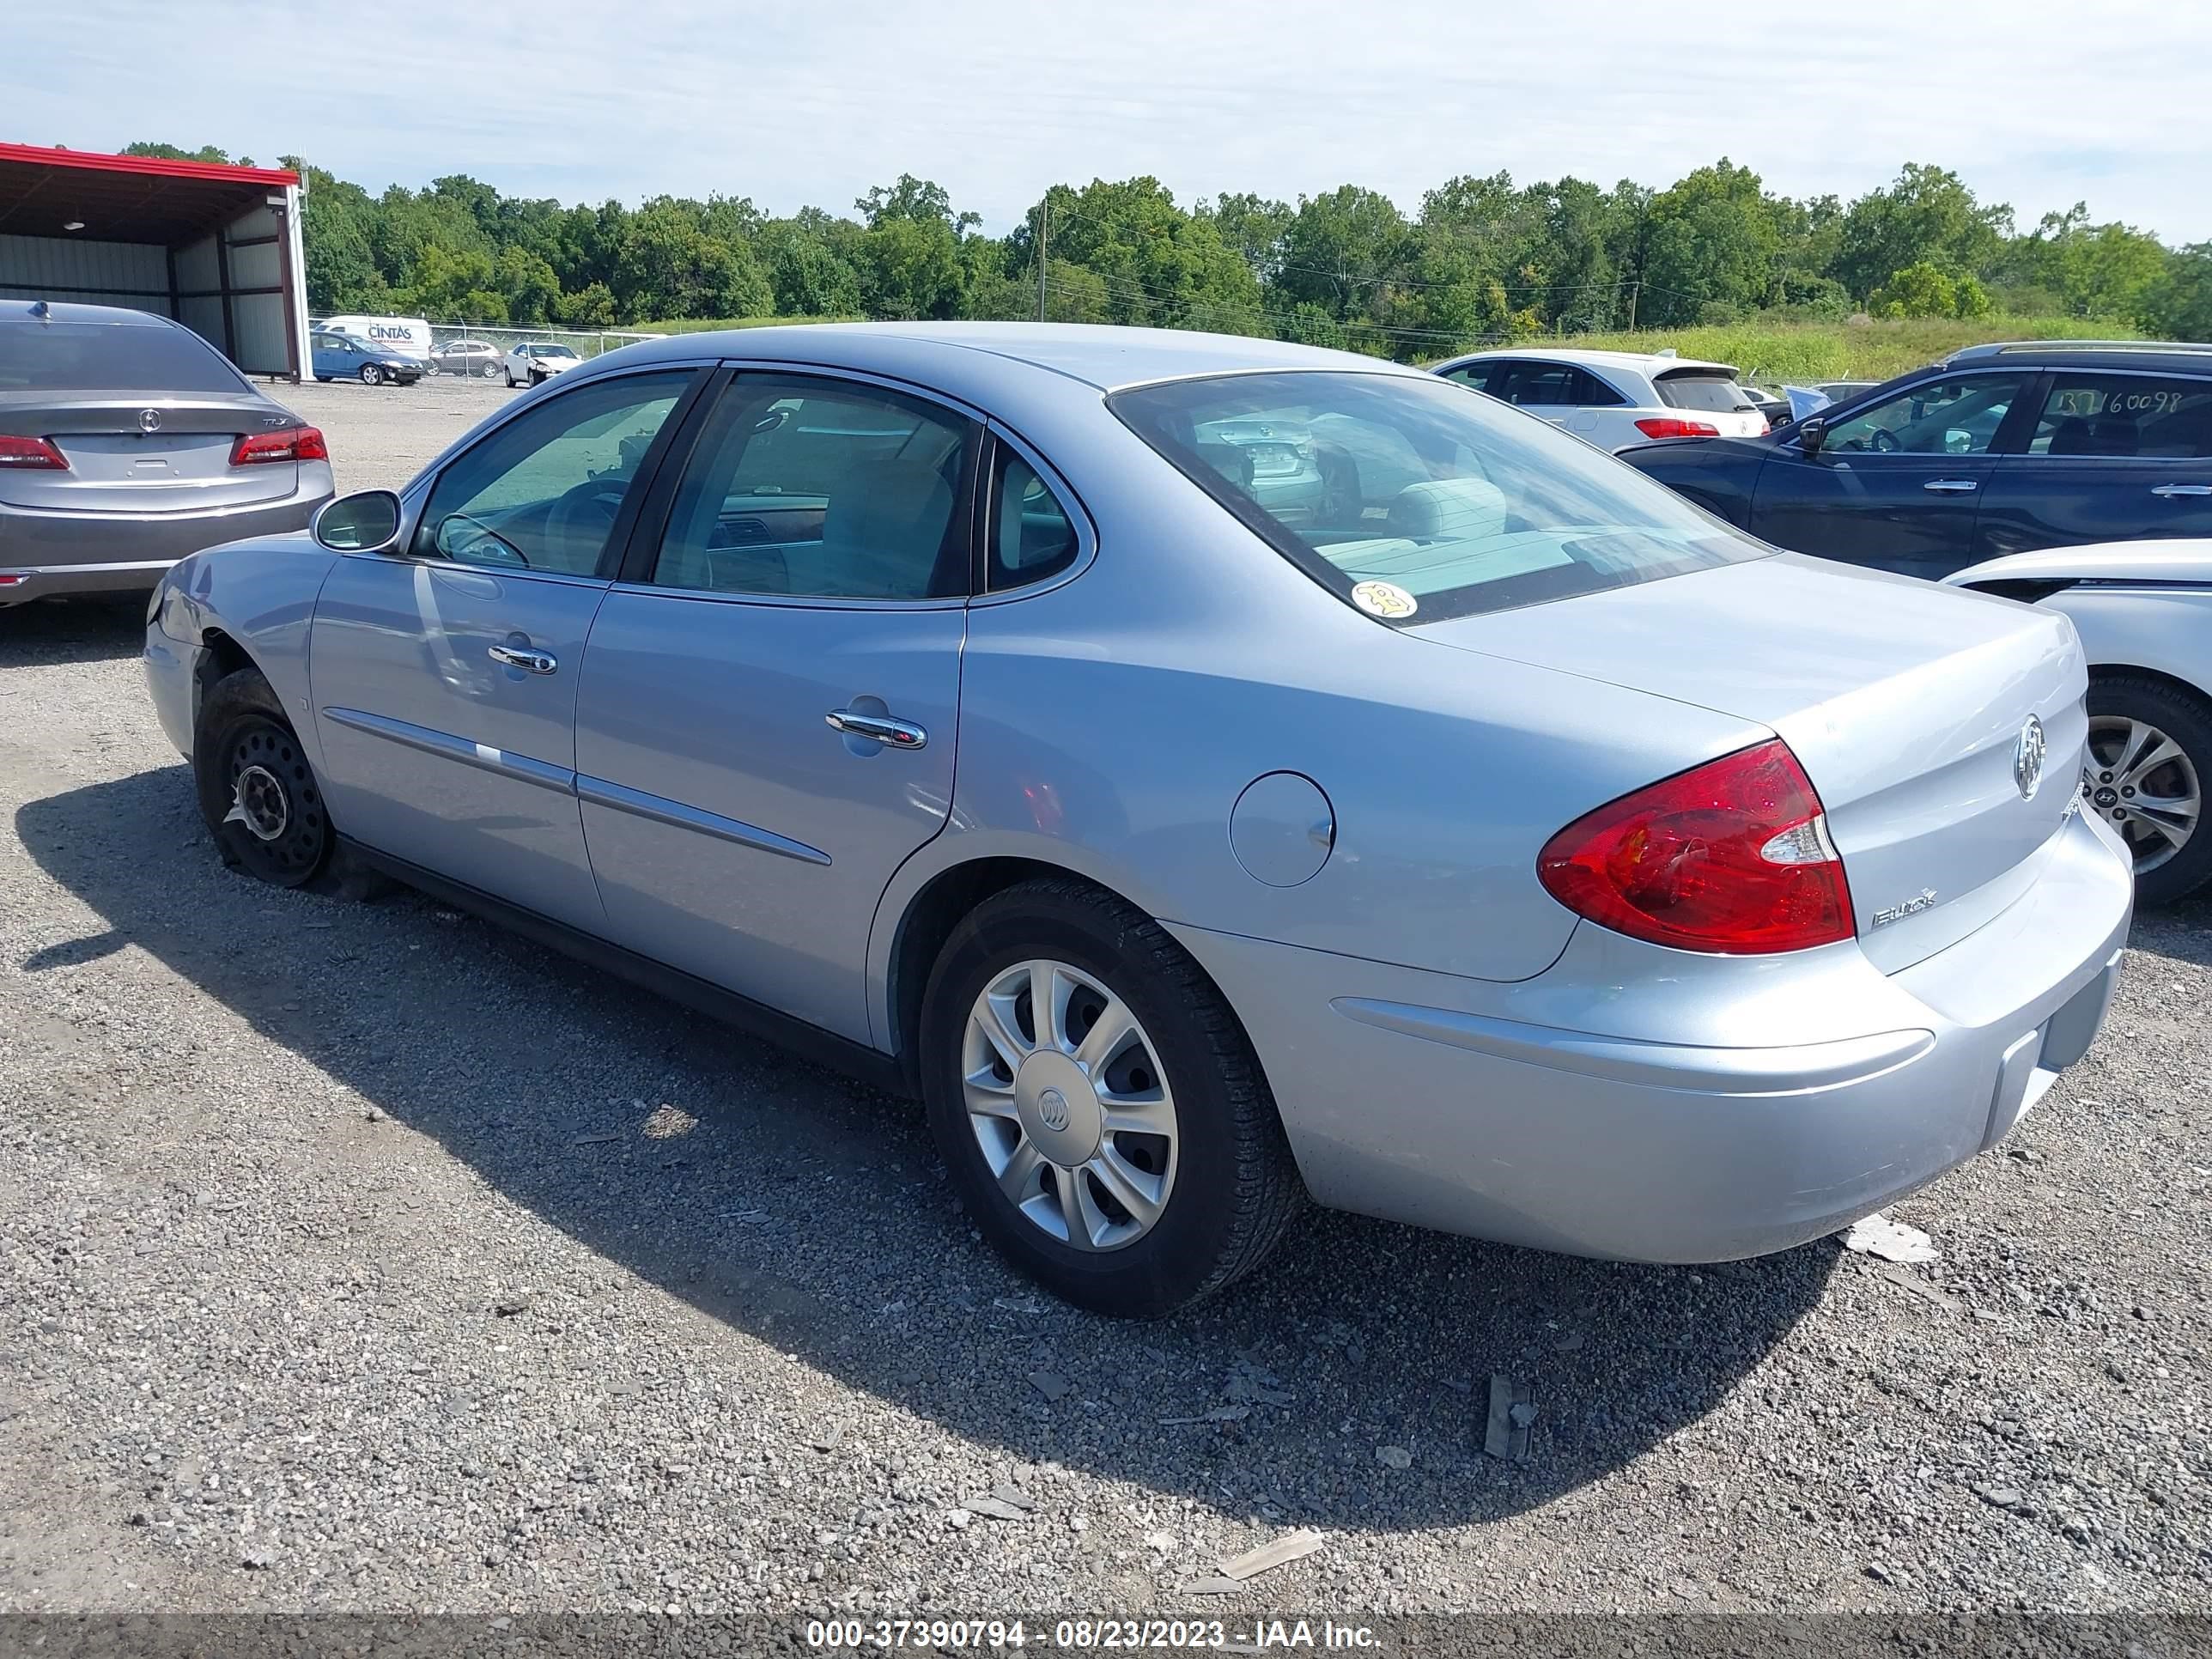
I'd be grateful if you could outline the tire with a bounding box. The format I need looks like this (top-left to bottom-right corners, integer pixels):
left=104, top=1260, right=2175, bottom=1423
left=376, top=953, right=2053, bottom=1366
left=2087, top=672, right=2212, bottom=905
left=314, top=374, right=333, bottom=383
left=919, top=878, right=1304, bottom=1316
left=359, top=363, right=381, bottom=386
left=504, top=368, right=517, bottom=387
left=192, top=667, right=334, bottom=889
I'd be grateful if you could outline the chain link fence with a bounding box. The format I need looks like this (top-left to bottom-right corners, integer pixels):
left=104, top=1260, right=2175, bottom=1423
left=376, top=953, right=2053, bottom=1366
left=309, top=318, right=666, bottom=378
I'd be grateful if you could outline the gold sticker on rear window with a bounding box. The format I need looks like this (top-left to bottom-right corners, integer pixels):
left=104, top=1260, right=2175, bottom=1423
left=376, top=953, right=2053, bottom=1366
left=1351, top=580, right=1418, bottom=619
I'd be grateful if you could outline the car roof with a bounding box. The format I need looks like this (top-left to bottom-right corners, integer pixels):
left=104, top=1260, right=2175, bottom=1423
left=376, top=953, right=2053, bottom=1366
left=1945, top=339, right=2212, bottom=375
left=606, top=321, right=1427, bottom=393
left=1432, top=345, right=1741, bottom=377
left=0, top=299, right=174, bottom=328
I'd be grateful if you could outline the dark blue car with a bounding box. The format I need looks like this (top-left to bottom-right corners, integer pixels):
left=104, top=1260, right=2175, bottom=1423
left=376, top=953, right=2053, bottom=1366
left=310, top=330, right=422, bottom=386
left=1619, top=341, right=2212, bottom=580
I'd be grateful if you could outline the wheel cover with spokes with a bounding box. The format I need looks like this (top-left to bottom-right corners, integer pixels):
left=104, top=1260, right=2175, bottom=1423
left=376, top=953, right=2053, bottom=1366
left=2086, top=714, right=2201, bottom=874
left=962, top=958, right=1179, bottom=1253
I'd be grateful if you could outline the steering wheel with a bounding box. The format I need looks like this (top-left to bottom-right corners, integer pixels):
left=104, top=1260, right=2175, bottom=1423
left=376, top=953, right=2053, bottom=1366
left=547, top=478, right=629, bottom=560
left=1868, top=427, right=1899, bottom=453
left=438, top=512, right=530, bottom=568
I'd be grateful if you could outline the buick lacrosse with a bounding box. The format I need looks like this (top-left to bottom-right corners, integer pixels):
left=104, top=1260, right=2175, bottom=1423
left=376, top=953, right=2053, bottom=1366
left=143, top=324, right=2133, bottom=1315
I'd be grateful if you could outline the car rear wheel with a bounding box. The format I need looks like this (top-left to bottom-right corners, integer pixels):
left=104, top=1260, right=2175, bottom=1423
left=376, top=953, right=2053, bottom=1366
left=505, top=368, right=517, bottom=387
left=2087, top=674, right=2211, bottom=904
left=920, top=878, right=1304, bottom=1316
left=359, top=363, right=381, bottom=386
left=193, top=667, right=334, bottom=889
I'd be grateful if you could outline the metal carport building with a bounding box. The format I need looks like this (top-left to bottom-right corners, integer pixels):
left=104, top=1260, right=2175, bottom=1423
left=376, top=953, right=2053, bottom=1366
left=0, top=143, right=310, bottom=381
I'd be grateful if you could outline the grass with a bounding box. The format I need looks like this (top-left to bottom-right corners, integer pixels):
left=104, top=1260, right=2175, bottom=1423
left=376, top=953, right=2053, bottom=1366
left=1556, top=313, right=2136, bottom=386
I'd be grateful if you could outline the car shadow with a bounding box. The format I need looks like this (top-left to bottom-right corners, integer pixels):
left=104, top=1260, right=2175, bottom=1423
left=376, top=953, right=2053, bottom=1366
left=16, top=766, right=1837, bottom=1528
left=0, top=598, right=145, bottom=668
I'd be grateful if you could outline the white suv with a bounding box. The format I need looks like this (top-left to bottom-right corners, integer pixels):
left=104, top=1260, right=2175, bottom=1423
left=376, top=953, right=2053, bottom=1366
left=1431, top=348, right=1769, bottom=450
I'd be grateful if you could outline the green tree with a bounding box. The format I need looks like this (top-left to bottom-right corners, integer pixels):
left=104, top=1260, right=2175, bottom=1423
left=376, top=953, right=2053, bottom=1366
left=611, top=204, right=771, bottom=322
left=1834, top=164, right=2009, bottom=299
left=2144, top=246, right=2212, bottom=340
left=1633, top=161, right=1779, bottom=325
left=1869, top=261, right=1960, bottom=319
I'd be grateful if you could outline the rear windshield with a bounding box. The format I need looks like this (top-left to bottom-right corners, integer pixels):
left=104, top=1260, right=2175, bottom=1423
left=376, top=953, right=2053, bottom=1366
left=1656, top=370, right=1755, bottom=413
left=0, top=320, right=248, bottom=393
left=1109, top=370, right=1766, bottom=624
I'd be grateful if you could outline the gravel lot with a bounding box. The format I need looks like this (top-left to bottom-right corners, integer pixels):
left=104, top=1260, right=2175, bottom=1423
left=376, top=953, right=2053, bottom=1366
left=2, top=374, right=2209, bottom=1628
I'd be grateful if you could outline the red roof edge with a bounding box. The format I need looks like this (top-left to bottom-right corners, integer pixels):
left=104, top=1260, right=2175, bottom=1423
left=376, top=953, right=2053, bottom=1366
left=0, top=142, right=300, bottom=188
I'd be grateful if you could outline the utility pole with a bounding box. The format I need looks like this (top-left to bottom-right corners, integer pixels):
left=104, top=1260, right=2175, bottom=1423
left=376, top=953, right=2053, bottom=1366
left=1626, top=280, right=1638, bottom=331
left=1036, top=202, right=1048, bottom=323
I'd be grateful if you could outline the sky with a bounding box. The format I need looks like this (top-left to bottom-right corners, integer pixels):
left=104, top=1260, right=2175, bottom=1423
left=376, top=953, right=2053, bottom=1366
left=15, top=0, right=2212, bottom=241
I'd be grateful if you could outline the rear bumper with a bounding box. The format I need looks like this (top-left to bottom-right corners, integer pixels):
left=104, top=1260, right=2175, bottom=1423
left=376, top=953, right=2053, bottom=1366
left=0, top=474, right=331, bottom=605
left=1170, top=808, right=2134, bottom=1263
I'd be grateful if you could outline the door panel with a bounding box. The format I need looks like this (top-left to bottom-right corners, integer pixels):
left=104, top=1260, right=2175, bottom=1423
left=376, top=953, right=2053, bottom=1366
left=1748, top=372, right=2032, bottom=577
left=306, top=368, right=698, bottom=929
left=1750, top=447, right=1997, bottom=575
left=573, top=369, right=981, bottom=1043
left=311, top=560, right=610, bottom=929
left=574, top=595, right=963, bottom=1042
left=1975, top=370, right=2212, bottom=556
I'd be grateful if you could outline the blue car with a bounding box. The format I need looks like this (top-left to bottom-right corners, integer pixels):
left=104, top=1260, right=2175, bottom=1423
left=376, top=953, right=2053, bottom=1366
left=142, top=324, right=2130, bottom=1314
left=310, top=331, right=422, bottom=386
left=1620, top=341, right=2212, bottom=580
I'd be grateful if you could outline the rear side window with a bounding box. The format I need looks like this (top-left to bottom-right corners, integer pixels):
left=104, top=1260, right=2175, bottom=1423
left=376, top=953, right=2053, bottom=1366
left=988, top=447, right=1080, bottom=591
left=2028, top=374, right=2212, bottom=459
left=1657, top=371, right=1755, bottom=414
left=1504, top=365, right=1624, bottom=408
left=0, top=319, right=247, bottom=393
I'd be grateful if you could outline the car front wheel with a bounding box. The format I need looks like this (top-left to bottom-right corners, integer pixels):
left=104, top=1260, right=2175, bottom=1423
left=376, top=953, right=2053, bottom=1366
left=2087, top=673, right=2211, bottom=904
left=920, top=878, right=1304, bottom=1316
left=359, top=363, right=381, bottom=386
left=193, top=667, right=333, bottom=889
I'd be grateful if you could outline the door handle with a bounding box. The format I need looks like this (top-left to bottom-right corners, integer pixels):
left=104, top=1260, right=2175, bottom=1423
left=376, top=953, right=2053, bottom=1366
left=488, top=645, right=558, bottom=674
left=2151, top=483, right=2212, bottom=497
left=1923, top=479, right=1980, bottom=494
left=826, top=708, right=927, bottom=750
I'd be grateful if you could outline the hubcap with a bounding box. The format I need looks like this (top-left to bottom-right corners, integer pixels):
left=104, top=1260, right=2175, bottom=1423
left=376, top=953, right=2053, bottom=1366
left=2087, top=714, right=2201, bottom=874
left=230, top=763, right=289, bottom=842
left=962, top=958, right=1178, bottom=1252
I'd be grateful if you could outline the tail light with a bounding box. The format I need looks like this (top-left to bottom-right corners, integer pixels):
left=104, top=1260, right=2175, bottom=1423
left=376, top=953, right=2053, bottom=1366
left=1538, top=739, right=1854, bottom=954
left=230, top=426, right=328, bottom=466
left=0, top=434, right=69, bottom=469
left=1633, top=417, right=1721, bottom=441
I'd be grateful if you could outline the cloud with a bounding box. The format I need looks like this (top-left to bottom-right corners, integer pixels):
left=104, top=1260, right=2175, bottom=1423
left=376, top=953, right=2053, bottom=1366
left=17, top=0, right=2212, bottom=240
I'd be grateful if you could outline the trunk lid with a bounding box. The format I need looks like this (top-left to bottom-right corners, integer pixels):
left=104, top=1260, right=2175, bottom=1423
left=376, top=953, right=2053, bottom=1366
left=1417, top=552, right=2088, bottom=969
left=0, top=392, right=300, bottom=514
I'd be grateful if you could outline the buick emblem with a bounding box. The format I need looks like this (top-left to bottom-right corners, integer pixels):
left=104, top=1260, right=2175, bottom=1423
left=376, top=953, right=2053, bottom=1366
left=2014, top=715, right=2047, bottom=801
left=137, top=408, right=161, bottom=433
left=1037, top=1087, right=1072, bottom=1133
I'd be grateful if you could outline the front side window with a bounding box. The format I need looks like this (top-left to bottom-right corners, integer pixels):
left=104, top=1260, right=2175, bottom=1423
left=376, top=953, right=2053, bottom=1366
left=413, top=370, right=690, bottom=575
left=1819, top=373, right=2027, bottom=456
left=2027, top=373, right=2212, bottom=459
left=1442, top=359, right=1513, bottom=395
left=1110, top=369, right=1765, bottom=625
left=650, top=374, right=976, bottom=600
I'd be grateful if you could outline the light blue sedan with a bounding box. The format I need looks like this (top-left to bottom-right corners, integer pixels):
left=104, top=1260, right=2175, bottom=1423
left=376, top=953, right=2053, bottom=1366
left=143, top=325, right=2133, bottom=1315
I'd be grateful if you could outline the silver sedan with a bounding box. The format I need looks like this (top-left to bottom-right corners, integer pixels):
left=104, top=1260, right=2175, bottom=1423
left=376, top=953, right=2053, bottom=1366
left=2, top=301, right=333, bottom=608
left=142, top=323, right=2133, bottom=1315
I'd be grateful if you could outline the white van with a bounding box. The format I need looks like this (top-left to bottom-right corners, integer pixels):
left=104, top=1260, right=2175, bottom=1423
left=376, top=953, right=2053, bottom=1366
left=319, top=315, right=434, bottom=367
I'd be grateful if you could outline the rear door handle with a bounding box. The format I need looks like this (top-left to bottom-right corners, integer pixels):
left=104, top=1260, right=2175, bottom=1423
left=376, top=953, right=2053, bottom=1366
left=488, top=645, right=558, bottom=674
left=826, top=708, right=927, bottom=750
left=1923, top=479, right=1980, bottom=494
left=2151, top=483, right=2212, bottom=497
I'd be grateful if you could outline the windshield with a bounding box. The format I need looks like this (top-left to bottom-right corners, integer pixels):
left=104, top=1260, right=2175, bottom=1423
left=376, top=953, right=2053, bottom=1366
left=537, top=345, right=578, bottom=359
left=0, top=320, right=248, bottom=393
left=1109, top=370, right=1767, bottom=624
